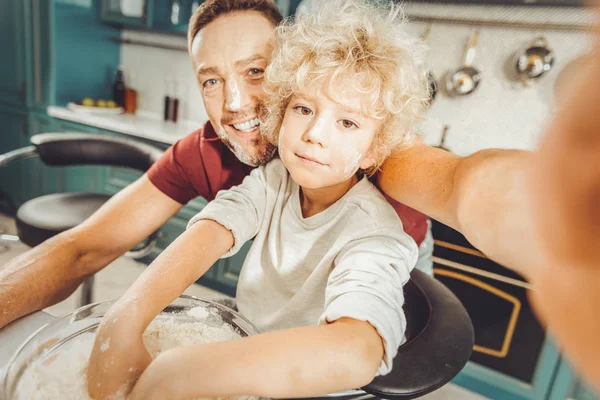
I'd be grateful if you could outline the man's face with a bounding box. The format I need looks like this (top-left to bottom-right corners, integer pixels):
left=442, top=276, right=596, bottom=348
left=191, top=11, right=277, bottom=166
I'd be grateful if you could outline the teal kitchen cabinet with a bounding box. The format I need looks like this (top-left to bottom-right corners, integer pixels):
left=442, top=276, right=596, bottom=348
left=152, top=0, right=195, bottom=34
left=549, top=361, right=598, bottom=400
left=28, top=112, right=58, bottom=198
left=101, top=0, right=154, bottom=28
left=1, top=0, right=117, bottom=112
left=0, top=110, right=59, bottom=212
left=0, top=1, right=28, bottom=108
left=101, top=0, right=302, bottom=34
left=54, top=119, right=109, bottom=194
left=431, top=221, right=562, bottom=400
left=0, top=107, right=30, bottom=212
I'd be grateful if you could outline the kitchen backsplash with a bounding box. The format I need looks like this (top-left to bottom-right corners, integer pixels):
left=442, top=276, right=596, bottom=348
left=119, top=29, right=207, bottom=126
left=119, top=2, right=595, bottom=155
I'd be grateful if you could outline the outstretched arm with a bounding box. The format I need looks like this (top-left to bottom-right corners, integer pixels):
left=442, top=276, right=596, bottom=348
left=129, top=318, right=383, bottom=400
left=378, top=142, right=538, bottom=279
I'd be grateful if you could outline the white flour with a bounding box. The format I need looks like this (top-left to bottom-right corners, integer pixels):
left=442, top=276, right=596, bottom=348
left=12, top=307, right=255, bottom=400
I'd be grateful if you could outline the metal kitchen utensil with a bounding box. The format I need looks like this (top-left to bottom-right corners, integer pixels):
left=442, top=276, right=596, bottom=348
left=514, top=37, right=555, bottom=86
left=446, top=31, right=481, bottom=96
left=427, top=71, right=438, bottom=104
left=435, top=125, right=451, bottom=151
left=422, top=25, right=438, bottom=106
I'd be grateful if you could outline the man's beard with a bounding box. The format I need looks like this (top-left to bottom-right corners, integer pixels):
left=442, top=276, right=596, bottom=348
left=216, top=127, right=277, bottom=167
left=218, top=105, right=277, bottom=167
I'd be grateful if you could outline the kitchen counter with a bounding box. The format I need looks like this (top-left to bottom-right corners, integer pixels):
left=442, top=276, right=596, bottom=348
left=47, top=106, right=205, bottom=145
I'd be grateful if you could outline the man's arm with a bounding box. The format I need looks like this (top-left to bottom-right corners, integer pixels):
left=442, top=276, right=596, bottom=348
left=378, top=141, right=540, bottom=279
left=128, top=318, right=383, bottom=400
left=0, top=175, right=182, bottom=329
left=527, top=21, right=600, bottom=389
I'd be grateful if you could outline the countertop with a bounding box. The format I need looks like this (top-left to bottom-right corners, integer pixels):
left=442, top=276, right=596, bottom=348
left=47, top=106, right=205, bottom=145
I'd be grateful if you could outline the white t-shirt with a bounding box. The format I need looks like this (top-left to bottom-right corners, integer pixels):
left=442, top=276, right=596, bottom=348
left=188, top=158, right=418, bottom=374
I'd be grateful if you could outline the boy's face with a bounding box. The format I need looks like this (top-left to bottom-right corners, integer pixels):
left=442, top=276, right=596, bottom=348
left=191, top=11, right=277, bottom=167
left=279, top=86, right=380, bottom=189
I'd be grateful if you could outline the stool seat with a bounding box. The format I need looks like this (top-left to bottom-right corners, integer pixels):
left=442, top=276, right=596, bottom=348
left=16, top=192, right=111, bottom=247
left=361, top=269, right=474, bottom=399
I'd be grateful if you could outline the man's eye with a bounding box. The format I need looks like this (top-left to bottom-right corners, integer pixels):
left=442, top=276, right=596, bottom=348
left=293, top=106, right=312, bottom=116
left=203, top=79, right=220, bottom=88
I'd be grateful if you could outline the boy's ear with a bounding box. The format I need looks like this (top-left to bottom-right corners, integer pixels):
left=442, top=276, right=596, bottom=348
left=359, top=152, right=377, bottom=170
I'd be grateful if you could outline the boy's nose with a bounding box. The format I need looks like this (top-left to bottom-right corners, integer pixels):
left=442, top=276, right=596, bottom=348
left=302, top=117, right=328, bottom=147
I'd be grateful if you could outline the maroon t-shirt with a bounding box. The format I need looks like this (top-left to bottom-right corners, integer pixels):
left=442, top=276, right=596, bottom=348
left=147, top=122, right=428, bottom=245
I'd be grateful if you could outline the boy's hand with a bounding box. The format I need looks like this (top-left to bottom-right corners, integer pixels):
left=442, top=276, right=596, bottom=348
left=87, top=319, right=152, bottom=400
left=128, top=349, right=180, bottom=400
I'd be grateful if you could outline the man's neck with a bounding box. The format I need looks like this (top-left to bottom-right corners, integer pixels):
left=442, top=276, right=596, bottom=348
left=299, top=175, right=359, bottom=218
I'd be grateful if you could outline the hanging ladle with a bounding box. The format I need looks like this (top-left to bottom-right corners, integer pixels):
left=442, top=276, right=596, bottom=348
left=446, top=31, right=481, bottom=96
left=435, top=125, right=451, bottom=152
left=422, top=25, right=438, bottom=106
left=514, top=37, right=554, bottom=86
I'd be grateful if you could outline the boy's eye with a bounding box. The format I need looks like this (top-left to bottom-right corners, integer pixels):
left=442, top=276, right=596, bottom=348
left=340, top=119, right=358, bottom=129
left=293, top=106, right=313, bottom=116
left=203, top=78, right=220, bottom=88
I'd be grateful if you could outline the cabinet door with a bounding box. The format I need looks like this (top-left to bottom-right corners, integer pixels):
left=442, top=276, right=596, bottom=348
left=27, top=0, right=54, bottom=111
left=0, top=107, right=30, bottom=212
left=213, top=241, right=252, bottom=296
left=431, top=221, right=561, bottom=400
left=28, top=113, right=57, bottom=198
left=0, top=1, right=28, bottom=107
left=549, top=361, right=599, bottom=400
left=152, top=0, right=193, bottom=34
left=54, top=119, right=105, bottom=193
left=101, top=0, right=154, bottom=28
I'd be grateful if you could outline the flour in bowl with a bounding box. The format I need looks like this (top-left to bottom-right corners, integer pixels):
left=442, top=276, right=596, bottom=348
left=12, top=308, right=254, bottom=400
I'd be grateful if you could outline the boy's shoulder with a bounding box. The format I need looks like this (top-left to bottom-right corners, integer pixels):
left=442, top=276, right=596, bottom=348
left=343, top=178, right=407, bottom=232
left=251, top=157, right=288, bottom=180
left=245, top=157, right=291, bottom=192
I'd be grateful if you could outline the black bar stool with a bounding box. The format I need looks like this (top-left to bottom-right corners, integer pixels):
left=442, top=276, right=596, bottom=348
left=0, top=133, right=164, bottom=306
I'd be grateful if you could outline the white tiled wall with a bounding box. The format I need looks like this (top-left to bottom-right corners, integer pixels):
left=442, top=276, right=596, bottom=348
left=402, top=2, right=595, bottom=155
left=119, top=3, right=595, bottom=155
left=119, top=30, right=209, bottom=125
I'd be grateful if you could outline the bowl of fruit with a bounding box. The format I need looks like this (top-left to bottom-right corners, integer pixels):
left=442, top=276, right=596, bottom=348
left=67, top=98, right=124, bottom=115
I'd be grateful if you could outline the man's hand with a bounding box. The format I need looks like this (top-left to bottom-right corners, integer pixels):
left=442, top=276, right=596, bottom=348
left=527, top=11, right=600, bottom=390
left=86, top=317, right=152, bottom=399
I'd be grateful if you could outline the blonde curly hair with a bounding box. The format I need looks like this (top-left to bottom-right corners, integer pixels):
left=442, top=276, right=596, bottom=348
left=261, top=0, right=430, bottom=175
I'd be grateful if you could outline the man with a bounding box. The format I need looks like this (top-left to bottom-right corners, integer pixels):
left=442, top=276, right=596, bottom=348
left=0, top=0, right=430, bottom=331
left=0, top=0, right=598, bottom=390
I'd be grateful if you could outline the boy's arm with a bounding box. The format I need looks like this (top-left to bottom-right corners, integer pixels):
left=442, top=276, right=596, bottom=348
left=129, top=317, right=383, bottom=400
left=87, top=219, right=234, bottom=400
left=87, top=165, right=271, bottom=399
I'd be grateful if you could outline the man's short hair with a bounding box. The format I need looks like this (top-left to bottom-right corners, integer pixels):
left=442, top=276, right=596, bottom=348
left=188, top=0, right=283, bottom=49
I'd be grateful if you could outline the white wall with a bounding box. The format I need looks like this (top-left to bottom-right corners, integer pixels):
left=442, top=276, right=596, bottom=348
left=119, top=2, right=595, bottom=155
left=119, top=30, right=208, bottom=125
left=403, top=2, right=595, bottom=155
